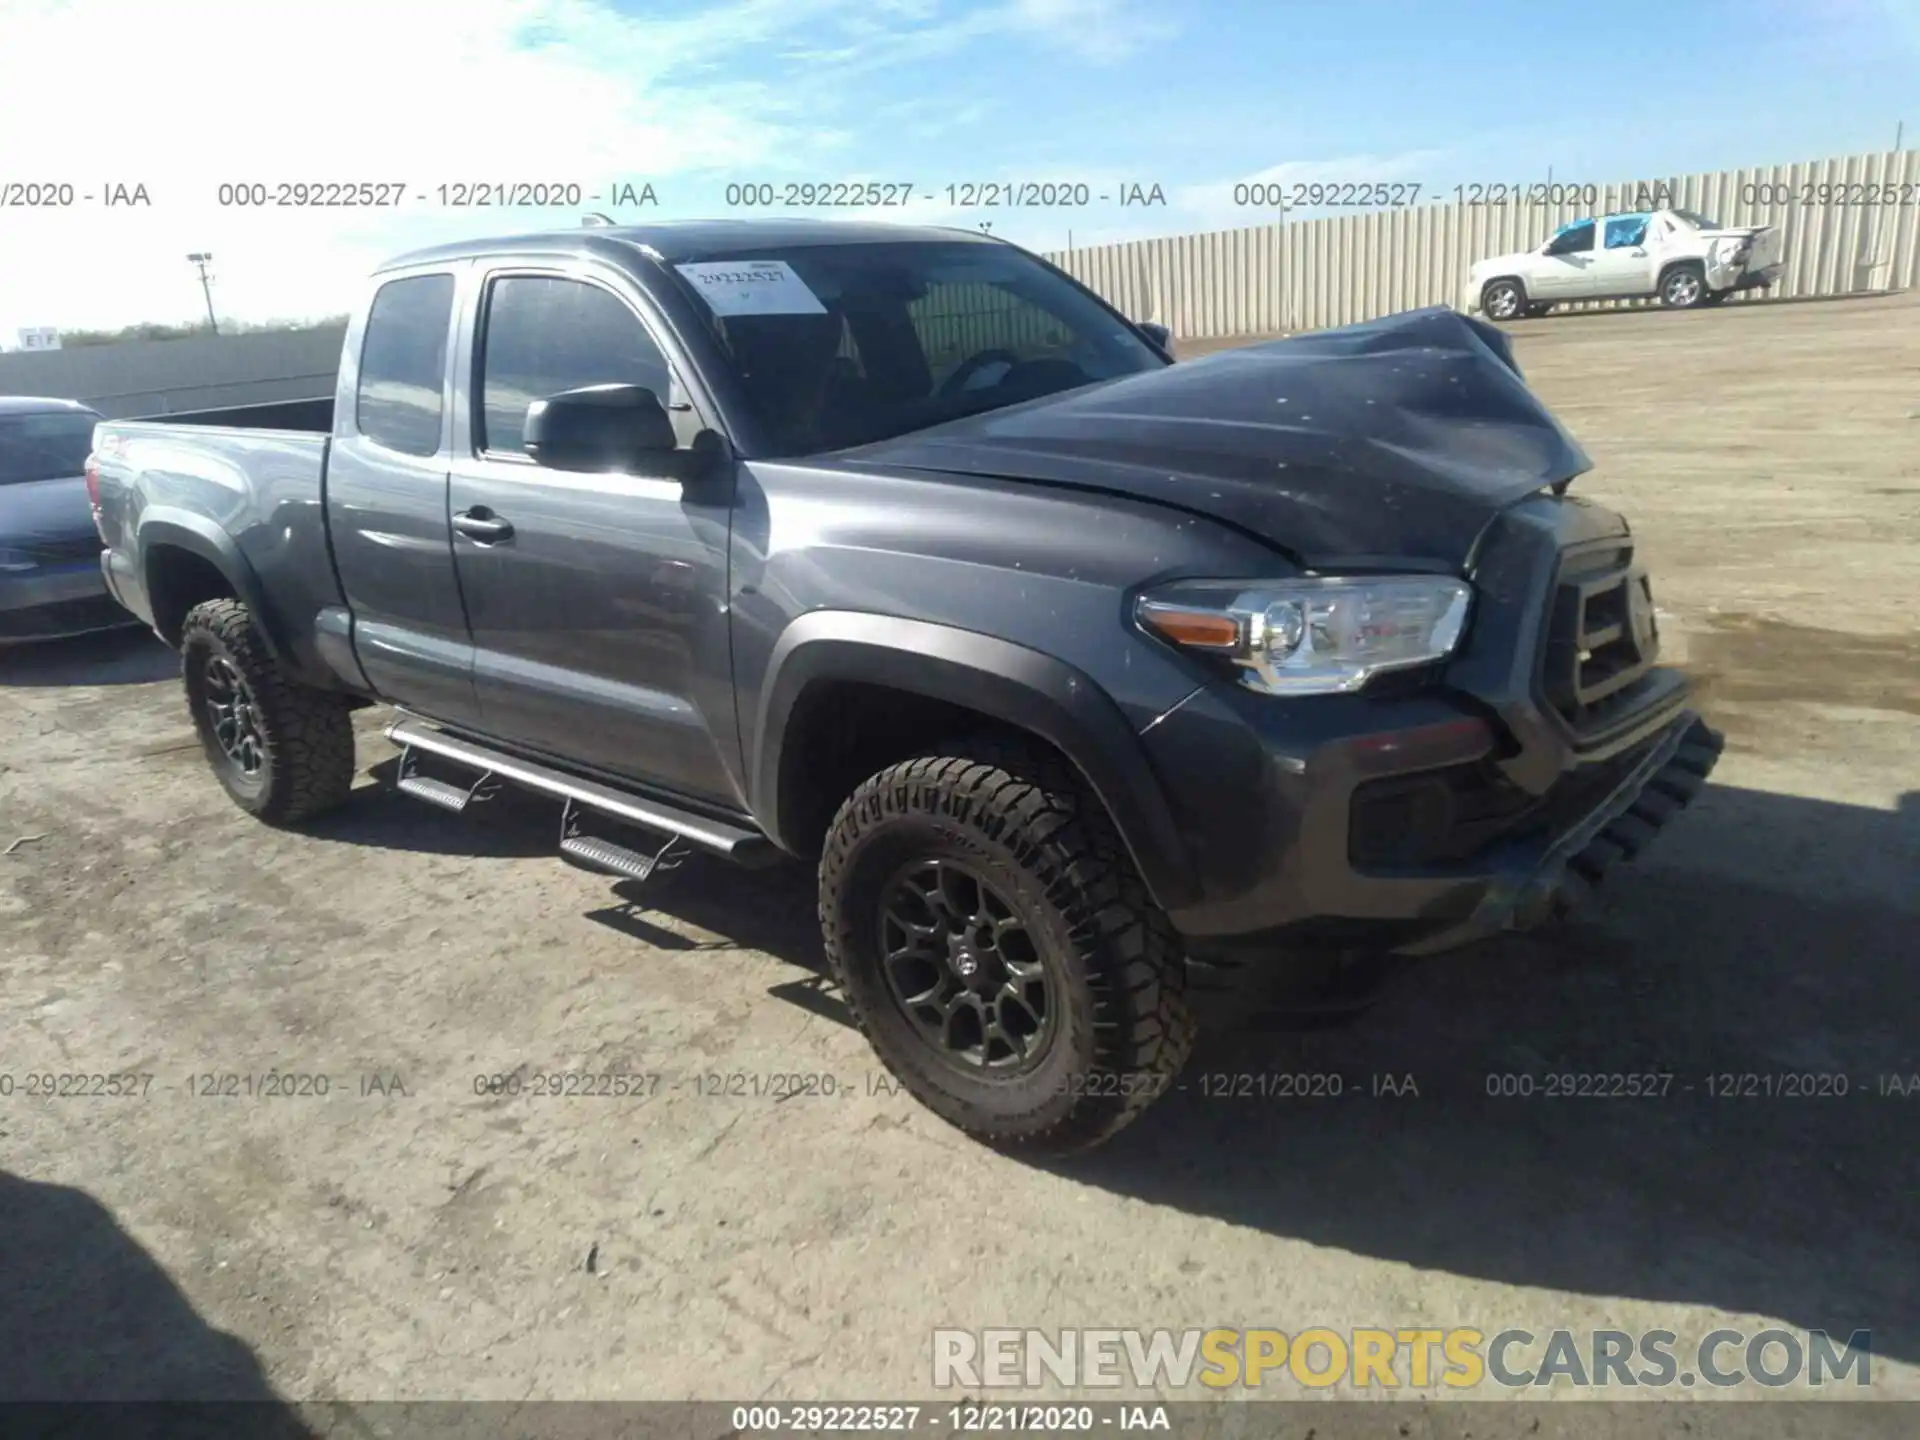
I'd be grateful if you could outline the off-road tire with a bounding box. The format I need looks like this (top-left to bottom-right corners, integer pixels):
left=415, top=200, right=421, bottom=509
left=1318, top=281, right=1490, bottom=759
left=820, top=740, right=1195, bottom=1153
left=180, top=598, right=356, bottom=825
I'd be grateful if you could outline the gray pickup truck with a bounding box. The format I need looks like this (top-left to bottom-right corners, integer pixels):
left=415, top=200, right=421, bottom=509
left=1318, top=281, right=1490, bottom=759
left=91, top=218, right=1720, bottom=1151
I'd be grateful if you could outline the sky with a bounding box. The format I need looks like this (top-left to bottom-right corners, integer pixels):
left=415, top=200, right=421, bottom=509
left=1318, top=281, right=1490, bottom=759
left=0, top=0, right=1915, bottom=340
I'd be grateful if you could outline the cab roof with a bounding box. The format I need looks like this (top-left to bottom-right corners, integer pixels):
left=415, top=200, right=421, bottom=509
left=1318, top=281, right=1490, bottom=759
left=381, top=217, right=1006, bottom=273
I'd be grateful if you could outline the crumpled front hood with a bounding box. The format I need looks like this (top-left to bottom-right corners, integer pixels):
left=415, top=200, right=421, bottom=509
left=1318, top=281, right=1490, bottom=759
left=0, top=475, right=94, bottom=548
left=837, top=306, right=1592, bottom=571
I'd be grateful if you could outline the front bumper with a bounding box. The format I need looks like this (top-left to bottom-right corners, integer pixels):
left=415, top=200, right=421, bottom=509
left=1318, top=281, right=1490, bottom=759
left=1137, top=491, right=1715, bottom=1000
left=1392, top=713, right=1720, bottom=954
left=0, top=560, right=133, bottom=643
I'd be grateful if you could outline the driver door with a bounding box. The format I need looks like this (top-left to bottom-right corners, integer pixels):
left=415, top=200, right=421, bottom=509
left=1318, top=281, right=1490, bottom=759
left=1588, top=214, right=1657, bottom=298
left=1533, top=218, right=1599, bottom=298
left=444, top=264, right=741, bottom=805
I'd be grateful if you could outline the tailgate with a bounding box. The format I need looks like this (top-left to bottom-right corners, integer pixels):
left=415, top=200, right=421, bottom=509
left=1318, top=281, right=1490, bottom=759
left=1746, top=225, right=1784, bottom=271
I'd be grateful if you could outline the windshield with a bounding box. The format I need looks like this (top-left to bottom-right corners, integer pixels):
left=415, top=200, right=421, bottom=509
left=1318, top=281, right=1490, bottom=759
left=1670, top=208, right=1722, bottom=231
left=0, top=410, right=98, bottom=486
left=665, top=240, right=1167, bottom=454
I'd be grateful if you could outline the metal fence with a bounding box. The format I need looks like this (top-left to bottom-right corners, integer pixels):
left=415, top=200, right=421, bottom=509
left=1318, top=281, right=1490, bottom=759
left=0, top=324, right=347, bottom=419
left=1046, top=148, right=1920, bottom=339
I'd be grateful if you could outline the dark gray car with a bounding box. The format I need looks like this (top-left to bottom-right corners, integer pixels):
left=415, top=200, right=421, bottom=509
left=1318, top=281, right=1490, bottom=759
left=92, top=220, right=1722, bottom=1151
left=0, top=396, right=128, bottom=644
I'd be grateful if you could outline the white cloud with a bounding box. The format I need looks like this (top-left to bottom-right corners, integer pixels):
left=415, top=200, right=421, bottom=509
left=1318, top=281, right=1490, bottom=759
left=1004, top=0, right=1175, bottom=62
left=0, top=0, right=925, bottom=335
left=0, top=0, right=1169, bottom=337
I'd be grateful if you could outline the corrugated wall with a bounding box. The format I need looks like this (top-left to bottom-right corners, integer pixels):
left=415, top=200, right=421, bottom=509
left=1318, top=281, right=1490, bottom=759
left=0, top=324, right=347, bottom=418
left=1049, top=148, right=1920, bottom=338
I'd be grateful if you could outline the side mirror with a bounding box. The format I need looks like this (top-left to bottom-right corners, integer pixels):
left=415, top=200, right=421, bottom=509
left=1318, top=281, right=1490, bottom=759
left=1137, top=321, right=1174, bottom=355
left=524, top=383, right=676, bottom=471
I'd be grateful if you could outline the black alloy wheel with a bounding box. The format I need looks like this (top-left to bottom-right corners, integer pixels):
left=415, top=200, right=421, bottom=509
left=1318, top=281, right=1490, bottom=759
left=201, top=653, right=268, bottom=785
left=877, top=857, right=1056, bottom=1073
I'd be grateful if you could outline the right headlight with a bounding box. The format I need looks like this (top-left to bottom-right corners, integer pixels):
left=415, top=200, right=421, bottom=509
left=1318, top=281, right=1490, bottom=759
left=1136, top=575, right=1472, bottom=696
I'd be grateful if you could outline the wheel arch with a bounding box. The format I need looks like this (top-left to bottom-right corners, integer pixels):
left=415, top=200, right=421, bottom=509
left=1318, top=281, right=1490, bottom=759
left=1479, top=274, right=1530, bottom=314
left=750, top=611, right=1202, bottom=912
left=138, top=510, right=293, bottom=663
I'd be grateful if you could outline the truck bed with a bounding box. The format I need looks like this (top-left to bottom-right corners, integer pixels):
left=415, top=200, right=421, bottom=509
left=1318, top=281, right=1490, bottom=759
left=93, top=418, right=346, bottom=683
left=127, top=396, right=334, bottom=431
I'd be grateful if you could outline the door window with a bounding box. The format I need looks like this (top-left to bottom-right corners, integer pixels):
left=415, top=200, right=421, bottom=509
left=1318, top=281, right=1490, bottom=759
left=1545, top=220, right=1596, bottom=255
left=478, top=276, right=674, bottom=456
left=1604, top=215, right=1650, bottom=248
left=356, top=274, right=455, bottom=457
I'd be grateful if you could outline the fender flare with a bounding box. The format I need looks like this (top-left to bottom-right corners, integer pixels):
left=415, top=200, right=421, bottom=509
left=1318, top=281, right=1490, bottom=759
left=135, top=509, right=294, bottom=666
left=750, top=610, right=1201, bottom=911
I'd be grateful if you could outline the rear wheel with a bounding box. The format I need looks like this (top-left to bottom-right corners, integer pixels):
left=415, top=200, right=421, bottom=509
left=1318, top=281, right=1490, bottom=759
left=1659, top=263, right=1707, bottom=308
left=819, top=741, right=1195, bottom=1153
left=181, top=599, right=356, bottom=824
left=1480, top=278, right=1527, bottom=321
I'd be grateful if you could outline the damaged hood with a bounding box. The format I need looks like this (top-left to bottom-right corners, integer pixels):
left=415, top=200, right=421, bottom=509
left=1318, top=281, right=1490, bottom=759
left=839, top=306, right=1592, bottom=570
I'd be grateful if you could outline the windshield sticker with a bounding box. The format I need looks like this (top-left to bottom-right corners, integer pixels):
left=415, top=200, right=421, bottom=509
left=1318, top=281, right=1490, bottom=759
left=673, top=260, right=827, bottom=316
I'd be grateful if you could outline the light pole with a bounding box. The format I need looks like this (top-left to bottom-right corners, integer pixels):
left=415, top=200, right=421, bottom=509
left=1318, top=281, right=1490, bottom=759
left=187, top=252, right=219, bottom=335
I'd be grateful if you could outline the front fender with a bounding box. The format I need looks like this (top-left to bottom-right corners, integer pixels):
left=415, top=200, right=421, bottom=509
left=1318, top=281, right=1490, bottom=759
left=750, top=610, right=1201, bottom=911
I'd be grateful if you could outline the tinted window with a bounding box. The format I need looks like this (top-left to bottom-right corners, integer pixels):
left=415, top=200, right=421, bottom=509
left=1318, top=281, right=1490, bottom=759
left=1604, top=214, right=1649, bottom=248
left=668, top=241, right=1164, bottom=454
left=1547, top=220, right=1596, bottom=254
left=478, top=276, right=672, bottom=454
left=356, top=274, right=453, bottom=456
left=0, top=410, right=98, bottom=485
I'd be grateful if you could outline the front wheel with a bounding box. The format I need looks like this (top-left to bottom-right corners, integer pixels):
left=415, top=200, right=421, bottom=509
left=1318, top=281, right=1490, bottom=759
left=819, top=742, right=1195, bottom=1153
left=1659, top=264, right=1707, bottom=308
left=1480, top=278, right=1527, bottom=321
left=181, top=598, right=356, bottom=824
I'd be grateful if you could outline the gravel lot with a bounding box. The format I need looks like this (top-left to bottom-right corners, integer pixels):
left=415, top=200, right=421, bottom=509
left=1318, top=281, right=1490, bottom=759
left=3, top=292, right=1915, bottom=1429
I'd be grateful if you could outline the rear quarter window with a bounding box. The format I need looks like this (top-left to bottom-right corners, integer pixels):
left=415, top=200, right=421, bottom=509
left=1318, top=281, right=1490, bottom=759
left=0, top=410, right=98, bottom=486
left=356, top=274, right=455, bottom=456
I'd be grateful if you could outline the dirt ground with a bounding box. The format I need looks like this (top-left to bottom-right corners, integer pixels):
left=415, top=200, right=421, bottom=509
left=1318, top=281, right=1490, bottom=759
left=2, top=292, right=1916, bottom=1428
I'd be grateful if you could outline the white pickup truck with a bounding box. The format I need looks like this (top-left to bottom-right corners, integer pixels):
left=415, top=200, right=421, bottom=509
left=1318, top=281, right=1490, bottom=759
left=1465, top=208, right=1785, bottom=318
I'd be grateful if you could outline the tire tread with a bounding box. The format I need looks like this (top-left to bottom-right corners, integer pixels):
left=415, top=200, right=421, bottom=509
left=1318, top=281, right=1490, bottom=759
left=819, top=737, right=1194, bottom=1153
left=182, top=598, right=355, bottom=825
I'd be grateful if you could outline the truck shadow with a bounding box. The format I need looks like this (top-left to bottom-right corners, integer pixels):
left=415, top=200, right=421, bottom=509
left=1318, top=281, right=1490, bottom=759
left=0, top=626, right=176, bottom=688
left=1055, top=781, right=1920, bottom=1366
left=573, top=779, right=1919, bottom=1363
left=0, top=1170, right=313, bottom=1432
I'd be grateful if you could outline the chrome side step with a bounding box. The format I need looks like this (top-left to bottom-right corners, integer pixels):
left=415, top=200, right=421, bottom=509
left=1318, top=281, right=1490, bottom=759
left=395, top=743, right=501, bottom=814
left=559, top=797, right=689, bottom=882
left=385, top=716, right=778, bottom=867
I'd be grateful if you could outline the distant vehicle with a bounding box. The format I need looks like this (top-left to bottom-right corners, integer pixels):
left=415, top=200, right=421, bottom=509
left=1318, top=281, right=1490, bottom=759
left=1465, top=209, right=1785, bottom=319
left=0, top=396, right=132, bottom=645
left=92, top=220, right=1720, bottom=1152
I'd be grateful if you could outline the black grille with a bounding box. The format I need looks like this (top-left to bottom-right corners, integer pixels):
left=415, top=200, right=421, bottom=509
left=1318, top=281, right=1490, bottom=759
left=1349, top=739, right=1657, bottom=869
left=1540, top=543, right=1660, bottom=733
